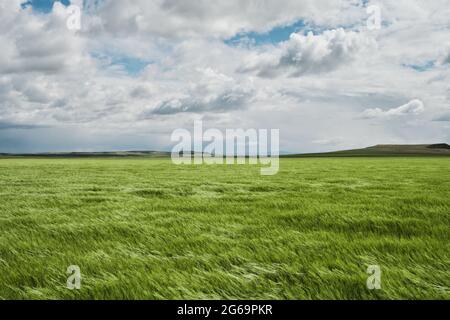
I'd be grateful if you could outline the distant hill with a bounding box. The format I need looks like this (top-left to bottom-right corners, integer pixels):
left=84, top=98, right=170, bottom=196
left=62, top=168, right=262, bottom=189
left=284, top=144, right=450, bottom=158
left=1, top=144, right=450, bottom=158
left=0, top=151, right=171, bottom=158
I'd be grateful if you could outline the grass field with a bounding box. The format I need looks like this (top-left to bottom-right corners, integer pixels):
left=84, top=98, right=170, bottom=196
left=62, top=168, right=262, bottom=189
left=0, top=157, right=449, bottom=300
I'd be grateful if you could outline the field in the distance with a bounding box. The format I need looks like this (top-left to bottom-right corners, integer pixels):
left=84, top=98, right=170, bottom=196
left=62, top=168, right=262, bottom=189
left=0, top=157, right=449, bottom=299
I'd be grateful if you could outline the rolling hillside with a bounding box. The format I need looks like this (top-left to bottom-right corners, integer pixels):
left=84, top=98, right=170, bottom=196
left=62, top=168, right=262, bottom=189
left=284, top=144, right=450, bottom=158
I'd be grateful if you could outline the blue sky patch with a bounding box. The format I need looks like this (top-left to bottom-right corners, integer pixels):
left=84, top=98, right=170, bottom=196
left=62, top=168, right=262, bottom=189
left=225, top=20, right=309, bottom=46
left=404, top=61, right=435, bottom=72
left=21, top=0, right=71, bottom=13
left=91, top=51, right=152, bottom=76
left=224, top=20, right=338, bottom=47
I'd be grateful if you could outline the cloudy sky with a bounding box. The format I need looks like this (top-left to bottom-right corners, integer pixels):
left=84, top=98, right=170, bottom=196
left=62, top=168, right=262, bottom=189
left=1, top=0, right=449, bottom=153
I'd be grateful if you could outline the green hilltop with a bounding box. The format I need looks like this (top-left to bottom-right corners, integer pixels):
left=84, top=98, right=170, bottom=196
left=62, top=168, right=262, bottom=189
left=284, top=144, right=450, bottom=158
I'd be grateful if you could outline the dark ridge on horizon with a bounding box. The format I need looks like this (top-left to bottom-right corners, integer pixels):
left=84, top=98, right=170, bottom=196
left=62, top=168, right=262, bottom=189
left=284, top=143, right=450, bottom=158
left=0, top=151, right=172, bottom=158
left=0, top=144, right=449, bottom=158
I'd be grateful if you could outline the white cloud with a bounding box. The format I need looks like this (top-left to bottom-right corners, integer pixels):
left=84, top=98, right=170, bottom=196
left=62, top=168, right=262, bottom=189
left=149, top=87, right=254, bottom=115
left=90, top=0, right=364, bottom=40
left=239, top=28, right=375, bottom=78
left=0, top=2, right=87, bottom=75
left=360, top=99, right=425, bottom=119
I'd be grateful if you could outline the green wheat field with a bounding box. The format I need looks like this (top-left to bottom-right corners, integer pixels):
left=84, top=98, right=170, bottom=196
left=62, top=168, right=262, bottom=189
left=0, top=157, right=449, bottom=300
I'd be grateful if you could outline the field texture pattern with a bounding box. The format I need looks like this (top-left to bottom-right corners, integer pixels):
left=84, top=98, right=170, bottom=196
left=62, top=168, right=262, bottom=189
left=0, top=158, right=449, bottom=299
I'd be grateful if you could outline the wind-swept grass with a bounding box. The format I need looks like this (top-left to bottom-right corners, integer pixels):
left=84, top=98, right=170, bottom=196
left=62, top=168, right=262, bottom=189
left=0, top=157, right=448, bottom=299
